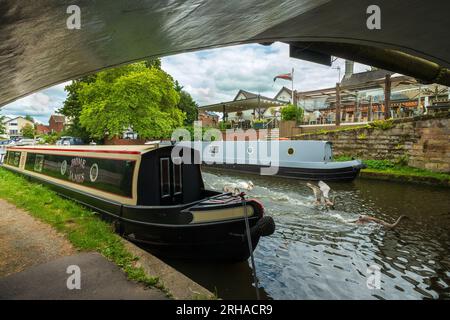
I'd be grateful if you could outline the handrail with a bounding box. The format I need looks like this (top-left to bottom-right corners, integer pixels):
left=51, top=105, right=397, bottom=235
left=263, top=118, right=275, bottom=129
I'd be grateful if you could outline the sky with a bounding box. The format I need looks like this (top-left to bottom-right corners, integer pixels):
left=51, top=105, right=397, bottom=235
left=0, top=42, right=368, bottom=124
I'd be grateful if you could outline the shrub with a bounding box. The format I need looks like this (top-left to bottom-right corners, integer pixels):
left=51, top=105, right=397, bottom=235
left=281, top=104, right=304, bottom=122
left=368, top=119, right=394, bottom=130
left=177, top=125, right=216, bottom=141
left=394, top=155, right=409, bottom=167
left=364, top=159, right=396, bottom=170
left=357, top=133, right=367, bottom=139
left=38, top=133, right=60, bottom=145
left=252, top=119, right=267, bottom=124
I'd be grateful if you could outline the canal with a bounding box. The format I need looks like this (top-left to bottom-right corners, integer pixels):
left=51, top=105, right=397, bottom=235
left=163, top=169, right=450, bottom=300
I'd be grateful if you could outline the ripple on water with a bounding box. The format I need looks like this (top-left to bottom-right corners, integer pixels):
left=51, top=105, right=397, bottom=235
left=199, top=170, right=450, bottom=300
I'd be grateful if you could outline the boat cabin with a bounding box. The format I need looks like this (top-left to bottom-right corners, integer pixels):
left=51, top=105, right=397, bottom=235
left=2, top=144, right=206, bottom=207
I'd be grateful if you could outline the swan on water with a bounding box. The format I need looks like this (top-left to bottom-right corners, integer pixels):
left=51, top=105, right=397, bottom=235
left=306, top=180, right=334, bottom=207
left=351, top=215, right=408, bottom=229
left=223, top=181, right=254, bottom=195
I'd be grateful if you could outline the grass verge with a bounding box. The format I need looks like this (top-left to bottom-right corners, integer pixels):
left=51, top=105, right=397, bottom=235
left=335, top=156, right=450, bottom=186
left=0, top=167, right=168, bottom=295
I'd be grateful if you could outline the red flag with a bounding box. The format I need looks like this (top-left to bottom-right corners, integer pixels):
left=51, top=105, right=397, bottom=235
left=273, top=73, right=292, bottom=82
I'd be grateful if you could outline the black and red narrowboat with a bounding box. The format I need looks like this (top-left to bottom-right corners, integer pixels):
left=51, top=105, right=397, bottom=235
left=1, top=144, right=275, bottom=261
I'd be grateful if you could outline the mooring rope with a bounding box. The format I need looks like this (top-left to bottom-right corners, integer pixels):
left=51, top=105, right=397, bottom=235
left=240, top=192, right=260, bottom=300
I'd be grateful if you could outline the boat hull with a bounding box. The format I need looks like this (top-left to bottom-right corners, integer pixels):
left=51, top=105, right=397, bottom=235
left=119, top=215, right=262, bottom=261
left=203, top=163, right=364, bottom=182
left=6, top=166, right=269, bottom=261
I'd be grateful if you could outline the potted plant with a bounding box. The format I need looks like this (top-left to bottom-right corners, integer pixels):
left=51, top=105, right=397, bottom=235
left=252, top=119, right=267, bottom=129
left=281, top=104, right=304, bottom=123
left=218, top=121, right=232, bottom=130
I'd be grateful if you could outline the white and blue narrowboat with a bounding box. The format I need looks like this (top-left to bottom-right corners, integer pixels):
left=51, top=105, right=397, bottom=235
left=194, top=140, right=365, bottom=182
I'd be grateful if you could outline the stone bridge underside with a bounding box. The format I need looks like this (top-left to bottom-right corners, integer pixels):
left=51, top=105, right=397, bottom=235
left=1, top=0, right=449, bottom=107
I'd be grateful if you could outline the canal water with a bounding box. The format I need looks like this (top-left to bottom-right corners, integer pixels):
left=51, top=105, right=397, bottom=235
left=163, top=169, right=450, bottom=300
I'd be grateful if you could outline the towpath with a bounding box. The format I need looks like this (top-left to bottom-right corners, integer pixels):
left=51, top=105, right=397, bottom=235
left=0, top=199, right=166, bottom=299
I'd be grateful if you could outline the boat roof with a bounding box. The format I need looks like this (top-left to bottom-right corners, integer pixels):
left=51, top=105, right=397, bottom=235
left=7, top=144, right=162, bottom=155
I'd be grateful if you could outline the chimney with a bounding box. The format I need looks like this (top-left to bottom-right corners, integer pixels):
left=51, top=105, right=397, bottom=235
left=344, top=60, right=354, bottom=80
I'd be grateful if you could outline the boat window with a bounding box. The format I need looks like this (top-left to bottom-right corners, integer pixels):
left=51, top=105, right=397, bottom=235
left=160, top=158, right=170, bottom=198
left=173, top=159, right=182, bottom=195
left=33, top=154, right=44, bottom=172
left=288, top=147, right=295, bottom=155
left=23, top=153, right=135, bottom=197
left=5, top=151, right=21, bottom=167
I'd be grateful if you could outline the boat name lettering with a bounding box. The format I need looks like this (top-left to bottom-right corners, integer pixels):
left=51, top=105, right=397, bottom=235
left=69, top=157, right=86, bottom=183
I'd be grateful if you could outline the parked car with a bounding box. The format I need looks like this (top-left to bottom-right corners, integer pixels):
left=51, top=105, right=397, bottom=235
left=15, top=138, right=36, bottom=146
left=56, top=136, right=84, bottom=146
left=0, top=140, right=13, bottom=145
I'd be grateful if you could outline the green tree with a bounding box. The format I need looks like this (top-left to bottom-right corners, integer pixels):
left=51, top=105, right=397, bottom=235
left=22, top=123, right=35, bottom=138
left=24, top=115, right=34, bottom=123
left=58, top=75, right=97, bottom=141
left=0, top=116, right=6, bottom=135
left=78, top=62, right=184, bottom=139
left=174, top=81, right=198, bottom=125
left=144, top=58, right=162, bottom=69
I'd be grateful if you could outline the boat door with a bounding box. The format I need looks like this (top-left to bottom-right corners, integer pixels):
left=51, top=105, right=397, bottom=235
left=324, top=142, right=333, bottom=161
left=159, top=157, right=183, bottom=205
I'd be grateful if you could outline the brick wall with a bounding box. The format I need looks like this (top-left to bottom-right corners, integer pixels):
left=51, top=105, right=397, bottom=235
left=293, top=113, right=450, bottom=173
left=104, top=137, right=146, bottom=145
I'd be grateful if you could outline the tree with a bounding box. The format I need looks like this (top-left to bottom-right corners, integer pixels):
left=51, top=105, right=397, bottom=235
left=144, top=58, right=161, bottom=70
left=174, top=81, right=198, bottom=125
left=0, top=115, right=5, bottom=135
left=21, top=123, right=35, bottom=138
left=24, top=115, right=35, bottom=123
left=58, top=75, right=97, bottom=141
left=78, top=62, right=184, bottom=139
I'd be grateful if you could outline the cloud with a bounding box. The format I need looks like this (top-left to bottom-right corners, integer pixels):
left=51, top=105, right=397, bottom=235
left=162, top=42, right=369, bottom=106
left=1, top=42, right=369, bottom=122
left=1, top=81, right=71, bottom=124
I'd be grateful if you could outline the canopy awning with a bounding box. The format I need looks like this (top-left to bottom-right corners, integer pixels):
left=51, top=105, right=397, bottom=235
left=198, top=98, right=286, bottom=113
left=1, top=0, right=450, bottom=108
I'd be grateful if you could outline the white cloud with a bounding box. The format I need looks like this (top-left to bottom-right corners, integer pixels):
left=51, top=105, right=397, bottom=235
left=1, top=81, right=71, bottom=124
left=1, top=43, right=369, bottom=122
left=162, top=42, right=369, bottom=106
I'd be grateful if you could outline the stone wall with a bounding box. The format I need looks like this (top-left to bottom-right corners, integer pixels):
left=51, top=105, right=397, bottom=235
left=293, top=113, right=450, bottom=173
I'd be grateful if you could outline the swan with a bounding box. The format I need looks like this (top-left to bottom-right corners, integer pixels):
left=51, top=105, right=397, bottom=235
left=351, top=215, right=408, bottom=229
left=223, top=181, right=254, bottom=195
left=306, top=180, right=334, bottom=207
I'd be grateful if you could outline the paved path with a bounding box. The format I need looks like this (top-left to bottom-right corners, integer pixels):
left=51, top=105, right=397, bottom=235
left=0, top=199, right=166, bottom=299
left=0, top=252, right=166, bottom=299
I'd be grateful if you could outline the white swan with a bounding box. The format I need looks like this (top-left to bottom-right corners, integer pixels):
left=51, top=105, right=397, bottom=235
left=306, top=180, right=334, bottom=207
left=223, top=181, right=254, bottom=195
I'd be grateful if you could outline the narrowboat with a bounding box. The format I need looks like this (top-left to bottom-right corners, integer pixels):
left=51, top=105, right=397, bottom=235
left=185, top=140, right=365, bottom=182
left=1, top=144, right=275, bottom=261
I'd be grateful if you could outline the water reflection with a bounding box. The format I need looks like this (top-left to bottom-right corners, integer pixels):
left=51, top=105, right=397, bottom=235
left=164, top=169, right=450, bottom=299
